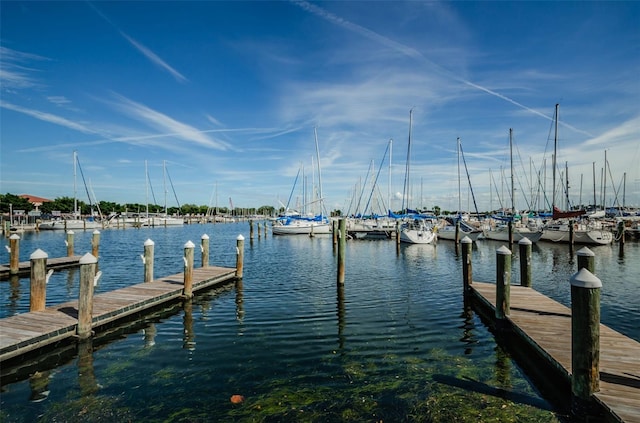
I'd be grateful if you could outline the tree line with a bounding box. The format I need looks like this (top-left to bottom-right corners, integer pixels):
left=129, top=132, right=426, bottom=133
left=0, top=193, right=279, bottom=217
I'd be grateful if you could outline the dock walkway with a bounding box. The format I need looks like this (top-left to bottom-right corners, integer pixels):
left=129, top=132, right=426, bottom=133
left=471, top=281, right=640, bottom=423
left=0, top=256, right=83, bottom=279
left=0, top=266, right=236, bottom=363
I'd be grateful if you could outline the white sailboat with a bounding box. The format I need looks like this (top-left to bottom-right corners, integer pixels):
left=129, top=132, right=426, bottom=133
left=399, top=109, right=437, bottom=244
left=145, top=161, right=184, bottom=227
left=39, top=151, right=104, bottom=230
left=273, top=128, right=331, bottom=236
left=540, top=104, right=612, bottom=245
left=437, top=138, right=482, bottom=242
left=483, top=129, right=543, bottom=243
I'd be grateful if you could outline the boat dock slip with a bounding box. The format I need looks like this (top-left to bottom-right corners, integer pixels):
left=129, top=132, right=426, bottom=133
left=0, top=266, right=236, bottom=363
left=470, top=281, right=640, bottom=423
left=0, top=255, right=82, bottom=279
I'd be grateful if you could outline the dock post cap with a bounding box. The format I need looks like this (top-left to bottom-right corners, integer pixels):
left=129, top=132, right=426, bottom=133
left=144, top=239, right=155, bottom=246
left=201, top=234, right=209, bottom=240
left=67, top=230, right=75, bottom=234
left=9, top=233, right=20, bottom=240
left=576, top=246, right=595, bottom=257
left=496, top=245, right=512, bottom=255
left=237, top=234, right=245, bottom=241
left=184, top=240, right=195, bottom=248
left=461, top=236, right=472, bottom=244
left=79, top=252, right=98, bottom=265
left=93, top=229, right=101, bottom=234
left=518, top=237, right=532, bottom=245
left=30, top=248, right=48, bottom=259
left=570, top=268, right=602, bottom=288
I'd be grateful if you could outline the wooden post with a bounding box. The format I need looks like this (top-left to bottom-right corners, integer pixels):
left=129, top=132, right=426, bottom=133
left=91, top=230, right=101, bottom=258
left=617, top=220, right=625, bottom=245
left=235, top=234, right=245, bottom=279
left=570, top=268, right=602, bottom=417
left=569, top=219, right=575, bottom=245
left=461, top=236, right=472, bottom=292
left=495, top=245, right=512, bottom=320
left=249, top=220, right=254, bottom=240
left=518, top=237, right=532, bottom=287
left=66, top=230, right=75, bottom=257
left=257, top=222, right=261, bottom=239
left=508, top=221, right=513, bottom=245
left=309, top=222, right=315, bottom=238
left=201, top=234, right=209, bottom=267
left=576, top=247, right=595, bottom=274
left=77, top=253, right=97, bottom=339
left=395, top=220, right=401, bottom=247
left=264, top=222, right=268, bottom=237
left=455, top=220, right=460, bottom=244
left=29, top=249, right=48, bottom=311
left=4, top=221, right=10, bottom=238
left=9, top=233, right=20, bottom=275
left=183, top=240, right=195, bottom=298
left=337, top=218, right=346, bottom=284
left=332, top=220, right=338, bottom=248
left=143, top=239, right=154, bottom=283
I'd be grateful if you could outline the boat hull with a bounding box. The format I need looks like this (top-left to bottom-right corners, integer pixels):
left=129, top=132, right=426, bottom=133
left=482, top=228, right=543, bottom=243
left=272, top=222, right=332, bottom=235
left=38, top=219, right=103, bottom=230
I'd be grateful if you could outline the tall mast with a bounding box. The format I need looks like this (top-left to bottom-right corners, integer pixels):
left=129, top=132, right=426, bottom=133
left=509, top=128, right=514, bottom=213
left=592, top=162, right=596, bottom=210
left=388, top=139, right=392, bottom=214
left=73, top=150, right=78, bottom=217
left=163, top=160, right=167, bottom=216
left=603, top=150, right=607, bottom=212
left=457, top=137, right=461, bottom=216
left=402, top=109, right=413, bottom=212
left=313, top=127, right=323, bottom=217
left=145, top=160, right=149, bottom=218
left=552, top=104, right=559, bottom=211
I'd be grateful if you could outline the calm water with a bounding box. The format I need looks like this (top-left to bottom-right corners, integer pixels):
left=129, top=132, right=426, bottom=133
left=0, top=223, right=638, bottom=422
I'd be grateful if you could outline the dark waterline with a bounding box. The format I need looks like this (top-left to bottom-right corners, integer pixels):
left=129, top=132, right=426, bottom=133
left=1, top=223, right=637, bottom=422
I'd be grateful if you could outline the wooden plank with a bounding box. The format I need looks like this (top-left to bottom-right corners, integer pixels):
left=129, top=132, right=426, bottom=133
left=470, top=281, right=640, bottom=423
left=0, top=265, right=236, bottom=363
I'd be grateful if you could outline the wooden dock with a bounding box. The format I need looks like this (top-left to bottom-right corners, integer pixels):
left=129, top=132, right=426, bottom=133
left=0, top=255, right=82, bottom=279
left=0, top=266, right=237, bottom=363
left=470, top=281, right=640, bottom=423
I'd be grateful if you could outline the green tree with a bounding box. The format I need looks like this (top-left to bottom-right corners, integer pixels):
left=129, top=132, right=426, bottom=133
left=0, top=193, right=33, bottom=213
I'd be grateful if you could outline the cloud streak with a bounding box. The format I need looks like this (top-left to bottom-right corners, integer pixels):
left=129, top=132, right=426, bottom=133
left=0, top=101, right=95, bottom=134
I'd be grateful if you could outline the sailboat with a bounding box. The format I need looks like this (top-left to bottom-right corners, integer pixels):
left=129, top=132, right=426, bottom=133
left=437, top=138, right=482, bottom=242
left=482, top=129, right=543, bottom=243
left=145, top=160, right=184, bottom=227
left=39, top=151, right=104, bottom=230
left=399, top=109, right=437, bottom=244
left=272, top=128, right=332, bottom=235
left=540, top=104, right=612, bottom=245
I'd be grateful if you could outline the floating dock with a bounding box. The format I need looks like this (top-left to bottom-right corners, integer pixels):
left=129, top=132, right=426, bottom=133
left=0, top=266, right=237, bottom=363
left=470, top=281, right=640, bottom=423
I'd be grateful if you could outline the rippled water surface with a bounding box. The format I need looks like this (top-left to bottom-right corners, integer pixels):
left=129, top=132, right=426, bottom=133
left=0, top=223, right=637, bottom=422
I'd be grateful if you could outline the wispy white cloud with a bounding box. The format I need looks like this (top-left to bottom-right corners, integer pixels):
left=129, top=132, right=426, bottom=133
left=119, top=32, right=188, bottom=83
left=0, top=101, right=95, bottom=134
left=0, top=46, right=49, bottom=90
left=109, top=93, right=231, bottom=150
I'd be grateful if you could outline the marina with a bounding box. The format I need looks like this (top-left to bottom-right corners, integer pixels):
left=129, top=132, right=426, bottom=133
left=0, top=222, right=638, bottom=422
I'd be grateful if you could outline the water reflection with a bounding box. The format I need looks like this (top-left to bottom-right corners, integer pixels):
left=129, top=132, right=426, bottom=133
left=8, top=275, right=20, bottom=314
left=182, top=299, right=195, bottom=351
left=336, top=284, right=346, bottom=353
left=28, top=370, right=50, bottom=402
left=78, top=339, right=98, bottom=396
left=143, top=323, right=157, bottom=348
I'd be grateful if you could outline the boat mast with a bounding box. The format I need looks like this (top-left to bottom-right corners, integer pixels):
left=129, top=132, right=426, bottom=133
left=509, top=128, right=515, bottom=214
left=163, top=160, right=167, bottom=216
left=457, top=137, right=461, bottom=217
left=552, top=104, right=559, bottom=211
left=73, top=150, right=78, bottom=218
left=145, top=160, right=149, bottom=218
left=313, top=127, right=324, bottom=217
left=388, top=139, right=392, bottom=214
left=402, top=109, right=413, bottom=213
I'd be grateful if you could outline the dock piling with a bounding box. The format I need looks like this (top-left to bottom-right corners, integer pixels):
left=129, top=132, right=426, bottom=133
left=77, top=253, right=98, bottom=339
left=337, top=218, right=346, bottom=284
left=66, top=231, right=75, bottom=257
left=249, top=220, right=254, bottom=240
left=461, top=236, right=472, bottom=292
left=29, top=249, right=48, bottom=311
left=201, top=234, right=210, bottom=267
left=143, top=239, right=154, bottom=283
left=9, top=234, right=20, bottom=275
left=235, top=234, right=245, bottom=279
left=495, top=245, right=512, bottom=320
left=183, top=241, right=195, bottom=298
left=576, top=247, right=595, bottom=274
left=570, top=268, right=602, bottom=418
left=91, top=230, right=101, bottom=258
left=518, top=237, right=532, bottom=287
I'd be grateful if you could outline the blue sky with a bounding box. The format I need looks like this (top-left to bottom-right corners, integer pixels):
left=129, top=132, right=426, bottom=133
left=1, top=1, right=639, bottom=214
